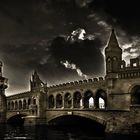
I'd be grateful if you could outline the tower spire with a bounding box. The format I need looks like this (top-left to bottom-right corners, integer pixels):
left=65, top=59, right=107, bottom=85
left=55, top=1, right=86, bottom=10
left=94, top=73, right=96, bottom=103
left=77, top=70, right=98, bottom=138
left=30, top=70, right=44, bottom=92
left=107, top=28, right=119, bottom=48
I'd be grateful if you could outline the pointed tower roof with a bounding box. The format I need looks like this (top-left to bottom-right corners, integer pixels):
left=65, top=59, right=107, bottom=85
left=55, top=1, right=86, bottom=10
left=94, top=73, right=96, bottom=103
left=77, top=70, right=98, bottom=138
left=105, top=29, right=122, bottom=53
left=108, top=29, right=118, bottom=46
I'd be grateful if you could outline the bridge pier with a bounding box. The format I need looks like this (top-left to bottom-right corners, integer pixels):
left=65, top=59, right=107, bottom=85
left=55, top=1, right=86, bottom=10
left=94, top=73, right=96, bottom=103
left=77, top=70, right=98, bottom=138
left=105, top=119, right=131, bottom=134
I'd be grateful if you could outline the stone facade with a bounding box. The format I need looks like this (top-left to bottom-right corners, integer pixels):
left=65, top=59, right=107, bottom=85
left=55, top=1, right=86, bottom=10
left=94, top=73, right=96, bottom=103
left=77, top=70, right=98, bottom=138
left=1, top=29, right=140, bottom=134
left=0, top=61, right=8, bottom=123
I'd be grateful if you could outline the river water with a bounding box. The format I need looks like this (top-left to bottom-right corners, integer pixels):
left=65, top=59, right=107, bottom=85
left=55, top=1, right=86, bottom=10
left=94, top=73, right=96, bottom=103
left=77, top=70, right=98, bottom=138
left=0, top=125, right=139, bottom=140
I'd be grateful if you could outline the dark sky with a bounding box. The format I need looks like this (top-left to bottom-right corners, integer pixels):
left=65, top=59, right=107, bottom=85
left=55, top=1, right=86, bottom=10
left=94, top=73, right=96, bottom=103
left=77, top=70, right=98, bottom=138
left=0, top=0, right=140, bottom=95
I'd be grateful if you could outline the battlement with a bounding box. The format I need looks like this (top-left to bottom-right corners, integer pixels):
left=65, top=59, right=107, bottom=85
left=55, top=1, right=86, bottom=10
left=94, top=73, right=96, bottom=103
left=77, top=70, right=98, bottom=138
left=120, top=58, right=140, bottom=70
left=48, top=77, right=105, bottom=91
left=7, top=91, right=30, bottom=99
left=118, top=57, right=140, bottom=79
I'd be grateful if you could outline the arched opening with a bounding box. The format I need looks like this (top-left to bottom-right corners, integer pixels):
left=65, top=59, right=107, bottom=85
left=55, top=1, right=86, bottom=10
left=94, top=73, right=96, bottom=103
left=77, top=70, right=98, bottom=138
left=99, top=97, right=105, bottom=109
left=107, top=57, right=112, bottom=73
left=95, top=90, right=107, bottom=109
left=56, top=94, right=63, bottom=108
left=83, top=91, right=94, bottom=108
left=19, top=100, right=22, bottom=110
left=48, top=95, right=55, bottom=108
left=73, top=92, right=82, bottom=108
left=7, top=102, right=10, bottom=110
left=48, top=115, right=105, bottom=136
left=11, top=101, right=14, bottom=110
left=15, top=101, right=18, bottom=110
left=64, top=93, right=72, bottom=108
left=131, top=85, right=140, bottom=104
left=7, top=114, right=26, bottom=126
left=23, top=100, right=27, bottom=109
left=112, top=57, right=118, bottom=71
left=89, top=97, right=94, bottom=108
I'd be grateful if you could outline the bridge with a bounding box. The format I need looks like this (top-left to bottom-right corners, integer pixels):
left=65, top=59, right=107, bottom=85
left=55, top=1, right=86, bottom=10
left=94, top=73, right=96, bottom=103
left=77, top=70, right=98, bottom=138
left=0, top=29, right=140, bottom=134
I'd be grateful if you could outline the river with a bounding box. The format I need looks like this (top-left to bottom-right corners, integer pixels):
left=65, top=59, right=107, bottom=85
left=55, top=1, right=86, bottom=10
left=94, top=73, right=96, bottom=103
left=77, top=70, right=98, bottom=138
left=0, top=125, right=139, bottom=140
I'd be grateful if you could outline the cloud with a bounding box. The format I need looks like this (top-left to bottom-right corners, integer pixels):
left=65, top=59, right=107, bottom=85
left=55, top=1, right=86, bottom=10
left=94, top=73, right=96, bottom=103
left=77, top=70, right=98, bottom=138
left=0, top=0, right=124, bottom=95
left=97, top=21, right=109, bottom=28
left=88, top=0, right=140, bottom=35
left=121, top=36, right=140, bottom=64
left=60, top=60, right=88, bottom=79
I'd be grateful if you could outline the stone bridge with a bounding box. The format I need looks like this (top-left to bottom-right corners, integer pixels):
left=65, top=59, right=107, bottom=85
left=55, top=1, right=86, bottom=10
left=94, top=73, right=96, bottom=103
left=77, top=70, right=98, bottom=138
left=1, top=29, right=140, bottom=134
left=5, top=77, right=140, bottom=134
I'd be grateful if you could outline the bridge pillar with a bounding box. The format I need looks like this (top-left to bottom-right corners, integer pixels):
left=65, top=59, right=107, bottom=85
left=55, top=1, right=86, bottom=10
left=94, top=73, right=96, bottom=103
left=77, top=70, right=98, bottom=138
left=71, top=98, right=74, bottom=109
left=62, top=96, right=64, bottom=109
left=105, top=117, right=131, bottom=134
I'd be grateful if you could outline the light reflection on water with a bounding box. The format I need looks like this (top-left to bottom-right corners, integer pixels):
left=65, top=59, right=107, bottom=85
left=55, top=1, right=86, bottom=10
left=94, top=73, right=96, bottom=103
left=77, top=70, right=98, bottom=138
left=0, top=125, right=139, bottom=140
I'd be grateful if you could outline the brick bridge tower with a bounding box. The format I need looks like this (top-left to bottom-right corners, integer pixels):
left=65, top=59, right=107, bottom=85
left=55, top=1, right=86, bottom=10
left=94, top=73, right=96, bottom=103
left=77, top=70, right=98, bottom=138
left=105, top=29, right=122, bottom=78
left=0, top=61, right=8, bottom=123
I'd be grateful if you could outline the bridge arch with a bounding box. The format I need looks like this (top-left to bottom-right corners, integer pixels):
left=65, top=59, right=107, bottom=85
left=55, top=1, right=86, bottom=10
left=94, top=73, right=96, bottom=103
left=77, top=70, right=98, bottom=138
left=7, top=113, right=27, bottom=126
left=47, top=112, right=106, bottom=127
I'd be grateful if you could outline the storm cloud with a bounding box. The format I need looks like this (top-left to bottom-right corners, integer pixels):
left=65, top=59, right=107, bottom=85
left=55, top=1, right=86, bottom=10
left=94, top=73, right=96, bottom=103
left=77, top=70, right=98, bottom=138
left=0, top=0, right=140, bottom=95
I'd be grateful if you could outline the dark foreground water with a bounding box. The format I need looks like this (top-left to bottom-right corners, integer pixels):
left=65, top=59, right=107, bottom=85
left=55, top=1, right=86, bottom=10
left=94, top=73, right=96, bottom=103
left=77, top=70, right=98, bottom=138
left=0, top=125, right=140, bottom=140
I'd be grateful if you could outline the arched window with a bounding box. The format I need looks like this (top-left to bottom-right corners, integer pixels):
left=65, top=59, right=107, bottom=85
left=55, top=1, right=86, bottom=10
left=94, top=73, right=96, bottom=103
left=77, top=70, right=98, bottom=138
left=73, top=92, right=82, bottom=108
left=15, top=101, right=18, bottom=110
left=89, top=97, right=94, bottom=108
left=83, top=91, right=94, bottom=108
left=64, top=93, right=72, bottom=108
left=99, top=97, right=105, bottom=109
left=7, top=102, right=10, bottom=110
left=95, top=89, right=107, bottom=109
left=48, top=95, right=54, bottom=108
left=11, top=101, right=14, bottom=110
left=107, top=57, right=112, bottom=72
left=19, top=100, right=22, bottom=110
left=112, top=56, right=118, bottom=71
left=56, top=94, right=62, bottom=108
left=23, top=99, right=27, bottom=109
left=131, top=85, right=140, bottom=104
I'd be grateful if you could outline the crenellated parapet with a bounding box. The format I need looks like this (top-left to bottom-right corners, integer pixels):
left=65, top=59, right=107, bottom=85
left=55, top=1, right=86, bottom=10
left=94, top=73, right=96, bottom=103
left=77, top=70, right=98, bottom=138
left=7, top=91, right=31, bottom=100
left=119, top=57, right=140, bottom=79
left=120, top=58, right=140, bottom=70
left=48, top=77, right=105, bottom=92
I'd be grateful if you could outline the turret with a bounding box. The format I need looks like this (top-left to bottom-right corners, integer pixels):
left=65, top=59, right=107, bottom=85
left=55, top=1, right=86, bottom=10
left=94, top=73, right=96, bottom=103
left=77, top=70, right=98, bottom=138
left=30, top=70, right=45, bottom=92
left=0, top=61, right=8, bottom=123
left=105, top=29, right=122, bottom=77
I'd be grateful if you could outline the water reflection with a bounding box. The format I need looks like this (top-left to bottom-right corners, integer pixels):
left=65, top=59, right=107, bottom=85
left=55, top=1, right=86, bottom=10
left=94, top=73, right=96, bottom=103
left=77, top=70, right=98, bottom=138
left=0, top=125, right=139, bottom=140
